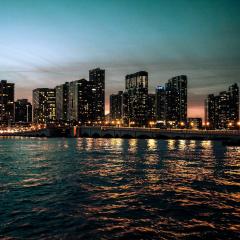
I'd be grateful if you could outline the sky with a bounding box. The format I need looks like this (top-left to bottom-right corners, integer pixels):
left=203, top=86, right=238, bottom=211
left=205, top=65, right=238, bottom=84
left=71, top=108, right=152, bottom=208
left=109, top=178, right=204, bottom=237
left=0, top=0, right=239, bottom=118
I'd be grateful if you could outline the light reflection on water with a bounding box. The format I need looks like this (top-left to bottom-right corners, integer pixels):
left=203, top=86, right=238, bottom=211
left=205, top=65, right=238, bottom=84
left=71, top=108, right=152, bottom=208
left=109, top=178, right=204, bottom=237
left=0, top=137, right=239, bottom=239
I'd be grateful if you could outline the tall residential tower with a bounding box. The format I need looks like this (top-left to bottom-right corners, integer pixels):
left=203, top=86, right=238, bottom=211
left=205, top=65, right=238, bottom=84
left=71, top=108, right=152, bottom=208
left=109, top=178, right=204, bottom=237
left=0, top=80, right=15, bottom=125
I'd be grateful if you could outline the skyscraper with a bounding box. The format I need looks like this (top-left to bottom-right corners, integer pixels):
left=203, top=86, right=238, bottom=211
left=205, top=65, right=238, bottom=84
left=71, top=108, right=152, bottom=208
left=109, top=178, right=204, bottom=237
left=205, top=83, right=239, bottom=129
left=205, top=94, right=215, bottom=129
left=55, top=82, right=69, bottom=123
left=125, top=71, right=148, bottom=126
left=215, top=91, right=230, bottom=129
left=155, top=86, right=166, bottom=125
left=68, top=79, right=89, bottom=124
left=165, top=75, right=187, bottom=126
left=228, top=83, right=239, bottom=125
left=122, top=91, right=129, bottom=126
left=148, top=93, right=156, bottom=122
left=0, top=80, right=14, bottom=125
left=32, top=88, right=56, bottom=124
left=15, top=99, right=32, bottom=123
left=110, top=91, right=123, bottom=121
left=89, top=68, right=105, bottom=122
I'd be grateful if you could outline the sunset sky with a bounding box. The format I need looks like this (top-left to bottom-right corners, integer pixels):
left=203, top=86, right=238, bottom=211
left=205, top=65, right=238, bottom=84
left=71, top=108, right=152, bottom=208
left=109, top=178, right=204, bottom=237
left=0, top=0, right=239, bottom=118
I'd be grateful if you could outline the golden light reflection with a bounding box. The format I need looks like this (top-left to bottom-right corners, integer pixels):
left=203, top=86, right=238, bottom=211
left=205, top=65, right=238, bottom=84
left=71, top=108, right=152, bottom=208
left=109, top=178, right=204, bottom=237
left=110, top=138, right=123, bottom=148
left=167, top=139, right=176, bottom=150
left=201, top=140, right=212, bottom=149
left=147, top=139, right=157, bottom=151
left=189, top=140, right=196, bottom=149
left=179, top=139, right=187, bottom=150
left=129, top=139, right=137, bottom=153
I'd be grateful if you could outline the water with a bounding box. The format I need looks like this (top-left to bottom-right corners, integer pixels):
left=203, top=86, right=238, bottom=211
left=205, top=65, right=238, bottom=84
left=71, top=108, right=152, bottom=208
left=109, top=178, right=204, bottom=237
left=0, top=137, right=239, bottom=239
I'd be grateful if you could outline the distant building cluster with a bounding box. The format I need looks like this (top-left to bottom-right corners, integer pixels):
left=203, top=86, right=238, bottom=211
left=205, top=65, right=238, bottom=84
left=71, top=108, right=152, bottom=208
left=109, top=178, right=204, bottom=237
left=0, top=80, right=32, bottom=125
left=33, top=68, right=105, bottom=125
left=0, top=69, right=239, bottom=130
left=205, top=83, right=239, bottom=129
left=110, top=73, right=188, bottom=128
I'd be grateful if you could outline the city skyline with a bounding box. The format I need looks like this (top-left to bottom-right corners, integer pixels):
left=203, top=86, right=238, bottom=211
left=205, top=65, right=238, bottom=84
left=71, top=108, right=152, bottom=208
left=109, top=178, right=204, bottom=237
left=0, top=0, right=239, bottom=118
left=1, top=76, right=239, bottom=129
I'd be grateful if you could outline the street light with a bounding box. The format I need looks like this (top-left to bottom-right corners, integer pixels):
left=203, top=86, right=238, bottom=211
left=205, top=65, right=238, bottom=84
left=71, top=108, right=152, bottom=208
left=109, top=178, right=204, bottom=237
left=149, top=121, right=154, bottom=128
left=180, top=122, right=185, bottom=129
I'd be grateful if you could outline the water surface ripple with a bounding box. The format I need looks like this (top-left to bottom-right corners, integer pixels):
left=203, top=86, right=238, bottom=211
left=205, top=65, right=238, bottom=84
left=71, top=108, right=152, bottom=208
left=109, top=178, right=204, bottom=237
left=0, top=137, right=239, bottom=239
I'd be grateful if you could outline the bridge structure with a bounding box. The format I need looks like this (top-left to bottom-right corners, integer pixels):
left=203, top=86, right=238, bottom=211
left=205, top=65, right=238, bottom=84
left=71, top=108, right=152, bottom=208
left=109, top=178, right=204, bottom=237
left=78, top=126, right=240, bottom=141
left=0, top=126, right=239, bottom=143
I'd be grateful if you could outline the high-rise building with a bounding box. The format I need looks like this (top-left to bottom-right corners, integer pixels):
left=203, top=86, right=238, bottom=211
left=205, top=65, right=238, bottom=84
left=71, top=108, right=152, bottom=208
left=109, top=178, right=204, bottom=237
left=228, top=83, right=239, bottom=124
left=15, top=99, right=32, bottom=123
left=110, top=91, right=123, bottom=121
left=215, top=91, right=230, bottom=129
left=205, top=94, right=215, bottom=129
left=89, top=68, right=105, bottom=122
left=205, top=83, right=239, bottom=129
left=68, top=79, right=89, bottom=124
left=155, top=86, right=166, bottom=124
left=55, top=82, right=69, bottom=122
left=125, top=71, right=148, bottom=126
left=32, top=88, right=56, bottom=124
left=165, top=75, right=187, bottom=126
left=148, top=93, right=156, bottom=122
left=122, top=92, right=129, bottom=126
left=0, top=80, right=14, bottom=125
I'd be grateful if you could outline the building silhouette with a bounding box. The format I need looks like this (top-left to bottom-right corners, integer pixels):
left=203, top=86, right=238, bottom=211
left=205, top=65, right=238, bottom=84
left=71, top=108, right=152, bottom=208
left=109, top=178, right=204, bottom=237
left=228, top=83, right=239, bottom=125
left=148, top=93, right=156, bottom=122
left=155, top=85, right=166, bottom=126
left=15, top=99, right=32, bottom=123
left=125, top=71, right=148, bottom=126
left=0, top=80, right=15, bottom=125
left=110, top=91, right=123, bottom=121
left=165, top=75, right=187, bottom=127
left=68, top=79, right=89, bottom=124
left=33, top=88, right=56, bottom=124
left=55, top=82, right=69, bottom=123
left=205, top=83, right=239, bottom=129
left=205, top=94, right=215, bottom=129
left=89, top=68, right=105, bottom=122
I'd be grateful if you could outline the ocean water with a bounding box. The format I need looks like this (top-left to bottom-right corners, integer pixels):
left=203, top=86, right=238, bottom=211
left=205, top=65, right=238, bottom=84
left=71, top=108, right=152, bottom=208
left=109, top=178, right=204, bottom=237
left=0, top=137, right=239, bottom=240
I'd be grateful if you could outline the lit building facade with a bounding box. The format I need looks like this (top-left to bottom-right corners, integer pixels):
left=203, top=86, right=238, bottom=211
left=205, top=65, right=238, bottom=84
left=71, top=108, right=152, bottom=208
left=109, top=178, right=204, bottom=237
left=155, top=86, right=166, bottom=127
left=55, top=82, right=69, bottom=122
left=205, top=94, right=215, bottom=129
left=15, top=99, right=32, bottom=123
left=165, top=75, right=187, bottom=127
left=68, top=79, right=90, bottom=124
left=148, top=93, right=156, bottom=122
left=205, top=83, right=239, bottom=129
left=33, top=88, right=56, bottom=124
left=228, top=83, right=239, bottom=125
left=125, top=71, right=148, bottom=126
left=0, top=80, right=15, bottom=125
left=89, top=68, right=105, bottom=122
left=110, top=91, right=123, bottom=121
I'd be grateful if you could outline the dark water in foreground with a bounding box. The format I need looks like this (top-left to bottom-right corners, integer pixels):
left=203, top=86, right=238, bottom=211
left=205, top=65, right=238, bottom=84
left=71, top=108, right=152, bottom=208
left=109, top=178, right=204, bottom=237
left=0, top=138, right=239, bottom=240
